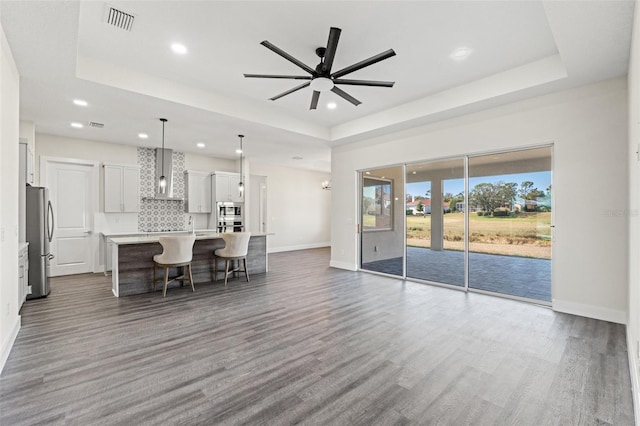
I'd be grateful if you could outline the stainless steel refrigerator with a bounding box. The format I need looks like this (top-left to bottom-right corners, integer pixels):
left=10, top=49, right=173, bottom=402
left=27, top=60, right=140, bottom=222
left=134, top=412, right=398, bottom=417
left=26, top=186, right=54, bottom=299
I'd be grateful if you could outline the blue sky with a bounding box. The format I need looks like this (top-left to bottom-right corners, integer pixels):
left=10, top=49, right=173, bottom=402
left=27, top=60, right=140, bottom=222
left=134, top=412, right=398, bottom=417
left=406, top=171, right=552, bottom=199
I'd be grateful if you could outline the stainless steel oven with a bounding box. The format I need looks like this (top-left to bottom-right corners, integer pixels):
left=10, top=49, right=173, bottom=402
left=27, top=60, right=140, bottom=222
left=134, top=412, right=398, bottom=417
left=216, top=202, right=244, bottom=232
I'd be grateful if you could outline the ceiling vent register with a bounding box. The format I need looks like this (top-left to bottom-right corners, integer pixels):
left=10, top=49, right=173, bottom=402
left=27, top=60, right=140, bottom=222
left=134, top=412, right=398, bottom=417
left=106, top=6, right=135, bottom=31
left=88, top=122, right=104, bottom=128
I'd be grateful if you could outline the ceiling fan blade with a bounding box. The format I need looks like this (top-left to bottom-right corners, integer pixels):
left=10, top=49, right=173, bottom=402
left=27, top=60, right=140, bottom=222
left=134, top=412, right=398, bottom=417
left=323, top=27, right=342, bottom=73
left=331, top=49, right=396, bottom=79
left=269, top=81, right=311, bottom=101
left=260, top=41, right=315, bottom=75
left=333, top=79, right=395, bottom=87
left=310, top=91, right=321, bottom=110
left=331, top=86, right=361, bottom=106
left=244, top=74, right=312, bottom=80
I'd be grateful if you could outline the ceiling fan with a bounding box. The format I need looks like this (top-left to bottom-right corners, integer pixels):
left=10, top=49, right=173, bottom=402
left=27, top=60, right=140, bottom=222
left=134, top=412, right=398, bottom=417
left=244, top=27, right=396, bottom=110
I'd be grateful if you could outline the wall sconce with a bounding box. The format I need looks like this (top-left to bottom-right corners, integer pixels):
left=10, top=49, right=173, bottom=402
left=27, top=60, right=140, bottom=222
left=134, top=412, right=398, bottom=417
left=321, top=180, right=331, bottom=190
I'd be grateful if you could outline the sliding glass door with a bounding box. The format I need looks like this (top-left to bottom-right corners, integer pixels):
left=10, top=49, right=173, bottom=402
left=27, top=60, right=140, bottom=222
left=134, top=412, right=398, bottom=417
left=468, top=147, right=552, bottom=302
left=405, top=159, right=465, bottom=286
left=360, top=166, right=405, bottom=276
left=359, top=145, right=553, bottom=305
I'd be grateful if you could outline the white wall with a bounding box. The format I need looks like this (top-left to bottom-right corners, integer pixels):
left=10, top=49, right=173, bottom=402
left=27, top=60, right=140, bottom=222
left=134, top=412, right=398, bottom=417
left=627, top=3, right=640, bottom=421
left=332, top=77, right=629, bottom=324
left=250, top=163, right=331, bottom=253
left=0, top=21, right=20, bottom=372
left=18, top=120, right=34, bottom=151
left=35, top=133, right=138, bottom=186
left=185, top=153, right=235, bottom=174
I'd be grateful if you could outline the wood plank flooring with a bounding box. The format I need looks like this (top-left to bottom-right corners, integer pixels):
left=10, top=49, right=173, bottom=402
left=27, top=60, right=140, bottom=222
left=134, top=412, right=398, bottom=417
left=0, top=248, right=634, bottom=425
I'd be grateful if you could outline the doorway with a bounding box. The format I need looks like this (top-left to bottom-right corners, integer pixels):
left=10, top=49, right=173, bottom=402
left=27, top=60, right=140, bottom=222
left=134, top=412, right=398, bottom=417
left=41, top=157, right=99, bottom=276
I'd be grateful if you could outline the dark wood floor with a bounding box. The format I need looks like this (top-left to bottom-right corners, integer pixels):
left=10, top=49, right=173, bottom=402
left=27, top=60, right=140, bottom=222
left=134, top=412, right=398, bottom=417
left=0, top=248, right=634, bottom=425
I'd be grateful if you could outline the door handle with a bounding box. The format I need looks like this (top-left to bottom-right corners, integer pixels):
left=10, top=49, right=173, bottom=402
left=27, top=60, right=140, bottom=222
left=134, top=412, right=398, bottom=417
left=84, top=230, right=93, bottom=235
left=47, top=200, right=55, bottom=242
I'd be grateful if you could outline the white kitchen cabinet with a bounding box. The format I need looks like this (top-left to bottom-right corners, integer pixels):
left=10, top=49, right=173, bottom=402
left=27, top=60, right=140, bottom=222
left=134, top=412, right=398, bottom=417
left=104, top=163, right=140, bottom=212
left=19, top=142, right=34, bottom=185
left=18, top=244, right=29, bottom=308
left=185, top=170, right=212, bottom=213
left=213, top=172, right=244, bottom=203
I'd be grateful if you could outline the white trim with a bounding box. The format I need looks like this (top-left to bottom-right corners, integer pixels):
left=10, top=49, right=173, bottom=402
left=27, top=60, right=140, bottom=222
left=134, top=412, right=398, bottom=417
left=268, top=242, right=330, bottom=253
left=330, top=260, right=358, bottom=271
left=0, top=316, right=20, bottom=374
left=553, top=299, right=627, bottom=324
left=627, top=328, right=640, bottom=426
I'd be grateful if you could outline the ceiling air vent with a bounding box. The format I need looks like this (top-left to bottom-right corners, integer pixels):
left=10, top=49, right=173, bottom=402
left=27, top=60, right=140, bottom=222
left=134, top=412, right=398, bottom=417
left=88, top=122, right=104, bottom=128
left=106, top=6, right=135, bottom=31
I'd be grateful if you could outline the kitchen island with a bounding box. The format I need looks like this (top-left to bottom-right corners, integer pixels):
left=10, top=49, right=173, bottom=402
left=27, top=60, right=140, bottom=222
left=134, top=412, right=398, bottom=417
left=109, top=232, right=268, bottom=297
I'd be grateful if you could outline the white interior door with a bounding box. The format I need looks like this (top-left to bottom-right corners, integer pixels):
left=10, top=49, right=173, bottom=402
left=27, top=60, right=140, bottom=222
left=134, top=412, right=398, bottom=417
left=44, top=159, right=97, bottom=276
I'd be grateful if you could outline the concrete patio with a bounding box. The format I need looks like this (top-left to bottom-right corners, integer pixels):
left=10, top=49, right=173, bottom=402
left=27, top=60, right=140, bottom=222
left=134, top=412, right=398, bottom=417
left=362, top=247, right=551, bottom=302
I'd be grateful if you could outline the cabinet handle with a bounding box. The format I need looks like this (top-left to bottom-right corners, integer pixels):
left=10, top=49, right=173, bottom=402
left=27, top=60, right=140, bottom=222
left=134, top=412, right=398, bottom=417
left=19, top=265, right=24, bottom=278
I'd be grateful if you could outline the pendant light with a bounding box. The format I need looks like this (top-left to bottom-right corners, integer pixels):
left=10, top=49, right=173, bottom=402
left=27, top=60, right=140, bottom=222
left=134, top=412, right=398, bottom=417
left=158, top=118, right=168, bottom=194
left=237, top=134, right=245, bottom=194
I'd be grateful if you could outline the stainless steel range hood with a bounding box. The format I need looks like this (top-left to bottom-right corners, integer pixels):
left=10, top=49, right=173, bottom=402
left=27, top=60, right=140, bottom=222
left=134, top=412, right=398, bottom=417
left=149, top=148, right=183, bottom=200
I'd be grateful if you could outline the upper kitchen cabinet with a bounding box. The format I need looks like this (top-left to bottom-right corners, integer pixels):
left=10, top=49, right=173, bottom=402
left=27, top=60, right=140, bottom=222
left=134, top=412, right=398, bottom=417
left=103, top=163, right=140, bottom=213
left=19, top=141, right=35, bottom=185
left=212, top=172, right=243, bottom=203
left=185, top=170, right=212, bottom=213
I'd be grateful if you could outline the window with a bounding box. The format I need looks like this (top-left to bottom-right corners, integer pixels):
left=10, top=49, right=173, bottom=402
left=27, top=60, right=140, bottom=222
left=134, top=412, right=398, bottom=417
left=362, top=177, right=393, bottom=231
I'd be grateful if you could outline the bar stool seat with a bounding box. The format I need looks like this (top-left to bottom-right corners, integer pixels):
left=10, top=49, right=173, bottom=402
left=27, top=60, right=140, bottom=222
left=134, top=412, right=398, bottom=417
left=214, top=232, right=251, bottom=286
left=153, top=234, right=196, bottom=297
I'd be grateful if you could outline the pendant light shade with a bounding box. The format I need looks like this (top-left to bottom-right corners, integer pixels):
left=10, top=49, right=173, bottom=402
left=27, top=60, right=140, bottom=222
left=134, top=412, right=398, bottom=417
left=158, top=118, right=168, bottom=194
left=238, top=134, right=244, bottom=194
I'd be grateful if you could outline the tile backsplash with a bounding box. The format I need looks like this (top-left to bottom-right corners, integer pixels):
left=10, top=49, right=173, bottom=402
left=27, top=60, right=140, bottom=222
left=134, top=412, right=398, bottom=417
left=137, top=147, right=187, bottom=232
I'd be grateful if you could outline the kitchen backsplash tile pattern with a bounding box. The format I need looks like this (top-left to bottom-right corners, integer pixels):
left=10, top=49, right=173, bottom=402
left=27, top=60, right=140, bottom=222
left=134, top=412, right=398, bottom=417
left=137, top=148, right=187, bottom=232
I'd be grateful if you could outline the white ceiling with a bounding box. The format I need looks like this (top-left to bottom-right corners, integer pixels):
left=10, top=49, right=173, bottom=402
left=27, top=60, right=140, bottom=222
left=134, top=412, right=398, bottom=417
left=0, top=1, right=635, bottom=173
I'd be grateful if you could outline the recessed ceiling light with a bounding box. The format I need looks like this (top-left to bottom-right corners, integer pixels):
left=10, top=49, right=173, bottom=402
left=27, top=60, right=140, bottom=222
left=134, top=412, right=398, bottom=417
left=292, top=156, right=303, bottom=160
left=365, top=171, right=371, bottom=175
left=450, top=47, right=472, bottom=60
left=73, top=99, right=88, bottom=107
left=171, top=43, right=187, bottom=55
left=327, top=102, right=337, bottom=110
left=197, top=142, right=205, bottom=148
left=70, top=122, right=83, bottom=128
left=235, top=148, right=243, bottom=154
left=138, top=133, right=148, bottom=139
left=412, top=171, right=417, bottom=175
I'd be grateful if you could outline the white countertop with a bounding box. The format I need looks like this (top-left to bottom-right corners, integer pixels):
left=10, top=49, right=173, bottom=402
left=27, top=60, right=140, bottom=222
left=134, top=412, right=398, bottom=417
left=101, top=229, right=217, bottom=238
left=110, top=232, right=270, bottom=245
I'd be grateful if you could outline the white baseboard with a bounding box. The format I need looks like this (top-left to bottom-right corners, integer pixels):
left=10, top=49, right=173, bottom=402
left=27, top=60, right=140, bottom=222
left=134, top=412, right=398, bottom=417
left=329, top=260, right=358, bottom=271
left=627, top=328, right=640, bottom=426
left=552, top=299, right=627, bottom=324
left=0, top=315, right=21, bottom=374
left=268, top=242, right=330, bottom=253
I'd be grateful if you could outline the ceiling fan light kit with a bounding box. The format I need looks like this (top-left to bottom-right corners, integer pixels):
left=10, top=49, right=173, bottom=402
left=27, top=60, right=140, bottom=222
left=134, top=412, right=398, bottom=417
left=244, top=27, right=396, bottom=110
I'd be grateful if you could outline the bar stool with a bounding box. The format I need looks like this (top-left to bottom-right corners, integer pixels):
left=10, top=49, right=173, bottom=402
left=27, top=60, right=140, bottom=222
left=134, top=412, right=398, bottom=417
left=214, top=232, right=251, bottom=286
left=153, top=234, right=196, bottom=297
